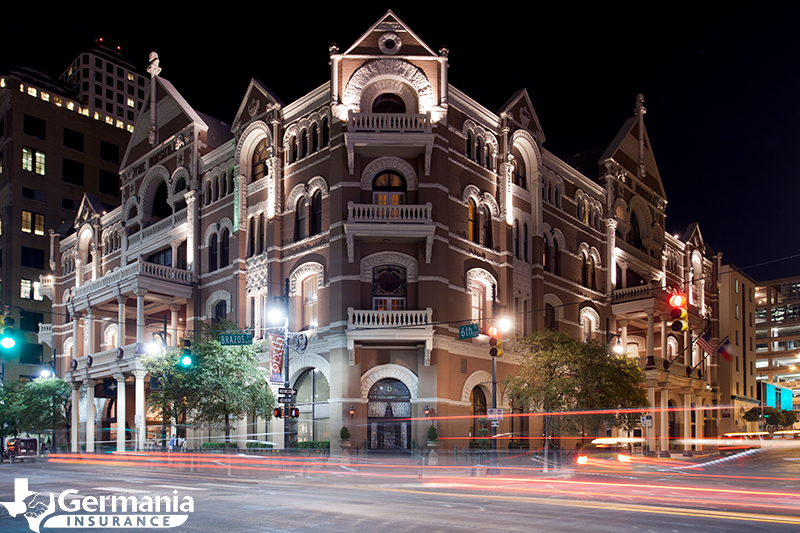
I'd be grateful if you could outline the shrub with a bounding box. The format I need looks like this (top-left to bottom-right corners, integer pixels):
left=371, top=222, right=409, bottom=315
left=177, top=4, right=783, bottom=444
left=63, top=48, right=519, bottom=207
left=427, top=425, right=438, bottom=441
left=297, top=441, right=330, bottom=450
left=246, top=442, right=273, bottom=449
left=340, top=426, right=350, bottom=440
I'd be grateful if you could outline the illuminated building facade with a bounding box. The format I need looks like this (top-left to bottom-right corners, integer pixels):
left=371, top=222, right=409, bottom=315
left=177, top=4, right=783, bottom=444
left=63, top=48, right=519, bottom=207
left=47, top=11, right=722, bottom=454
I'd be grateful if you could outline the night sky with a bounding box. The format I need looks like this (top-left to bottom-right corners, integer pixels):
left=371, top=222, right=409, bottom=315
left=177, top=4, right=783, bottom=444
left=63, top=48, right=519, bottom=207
left=3, top=6, right=799, bottom=282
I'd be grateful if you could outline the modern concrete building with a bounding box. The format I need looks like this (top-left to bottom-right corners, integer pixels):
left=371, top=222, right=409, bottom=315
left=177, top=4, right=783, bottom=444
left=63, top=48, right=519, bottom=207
left=48, top=11, right=723, bottom=455
left=0, top=64, right=132, bottom=386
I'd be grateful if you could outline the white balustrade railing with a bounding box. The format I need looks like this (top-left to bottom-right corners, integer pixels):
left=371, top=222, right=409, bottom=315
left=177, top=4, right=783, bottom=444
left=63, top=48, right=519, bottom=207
left=348, top=110, right=431, bottom=133
left=74, top=260, right=191, bottom=300
left=347, top=202, right=432, bottom=224
left=347, top=308, right=433, bottom=329
left=73, top=343, right=140, bottom=371
left=38, top=323, right=53, bottom=335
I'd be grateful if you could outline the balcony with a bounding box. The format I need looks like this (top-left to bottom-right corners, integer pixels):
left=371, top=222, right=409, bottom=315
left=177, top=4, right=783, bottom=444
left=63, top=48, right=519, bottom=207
left=37, top=323, right=53, bottom=348
left=70, top=342, right=142, bottom=378
left=346, top=307, right=434, bottom=366
left=344, top=110, right=434, bottom=175
left=344, top=201, right=435, bottom=263
left=127, top=208, right=188, bottom=252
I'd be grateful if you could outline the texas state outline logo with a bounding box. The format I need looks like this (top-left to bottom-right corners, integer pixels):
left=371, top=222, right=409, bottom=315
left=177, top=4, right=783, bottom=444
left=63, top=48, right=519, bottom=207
left=0, top=478, right=194, bottom=531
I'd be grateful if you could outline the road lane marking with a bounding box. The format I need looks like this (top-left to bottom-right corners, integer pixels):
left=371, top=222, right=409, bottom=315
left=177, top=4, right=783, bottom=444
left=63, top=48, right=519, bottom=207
left=151, top=485, right=210, bottom=491
left=93, top=487, right=151, bottom=494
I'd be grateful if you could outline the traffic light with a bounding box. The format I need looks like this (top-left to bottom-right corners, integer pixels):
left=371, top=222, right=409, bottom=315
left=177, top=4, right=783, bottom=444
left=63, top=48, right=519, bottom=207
left=178, top=338, right=192, bottom=368
left=669, top=293, right=688, bottom=332
left=274, top=407, right=284, bottom=419
left=488, top=325, right=503, bottom=357
left=288, top=407, right=299, bottom=418
left=0, top=315, right=15, bottom=349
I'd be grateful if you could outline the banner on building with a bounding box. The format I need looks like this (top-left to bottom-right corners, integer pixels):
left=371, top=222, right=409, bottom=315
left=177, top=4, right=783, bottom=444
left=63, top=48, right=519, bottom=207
left=269, top=334, right=285, bottom=383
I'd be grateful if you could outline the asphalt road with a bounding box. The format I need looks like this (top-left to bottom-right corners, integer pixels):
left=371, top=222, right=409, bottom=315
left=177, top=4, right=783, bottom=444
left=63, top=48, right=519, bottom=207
left=2, top=448, right=800, bottom=533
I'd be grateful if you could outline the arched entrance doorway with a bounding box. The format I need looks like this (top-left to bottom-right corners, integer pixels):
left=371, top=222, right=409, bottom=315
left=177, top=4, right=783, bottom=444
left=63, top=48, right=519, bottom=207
left=368, top=378, right=411, bottom=452
left=470, top=386, right=487, bottom=448
left=668, top=400, right=678, bottom=451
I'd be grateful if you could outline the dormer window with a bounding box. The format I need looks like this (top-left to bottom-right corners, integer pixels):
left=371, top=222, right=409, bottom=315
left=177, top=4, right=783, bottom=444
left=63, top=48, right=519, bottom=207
left=372, top=94, right=406, bottom=113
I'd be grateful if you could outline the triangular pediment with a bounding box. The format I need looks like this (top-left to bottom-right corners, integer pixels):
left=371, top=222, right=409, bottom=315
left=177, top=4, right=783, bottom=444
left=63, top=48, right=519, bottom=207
left=498, top=89, right=545, bottom=143
left=232, top=78, right=284, bottom=134
left=601, top=112, right=666, bottom=202
left=682, top=223, right=705, bottom=249
left=344, top=10, right=438, bottom=57
left=121, top=76, right=208, bottom=171
left=74, top=194, right=105, bottom=229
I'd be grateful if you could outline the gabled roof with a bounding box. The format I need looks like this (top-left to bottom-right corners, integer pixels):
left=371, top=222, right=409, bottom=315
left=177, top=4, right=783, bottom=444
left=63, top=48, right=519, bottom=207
left=344, top=10, right=438, bottom=57
left=601, top=113, right=666, bottom=201
left=121, top=76, right=209, bottom=170
left=74, top=194, right=107, bottom=229
left=231, top=78, right=284, bottom=133
left=498, top=88, right=545, bottom=143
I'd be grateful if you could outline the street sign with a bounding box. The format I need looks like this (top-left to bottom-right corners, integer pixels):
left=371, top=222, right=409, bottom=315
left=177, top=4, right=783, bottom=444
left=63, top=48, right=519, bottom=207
left=220, top=333, right=253, bottom=346
left=279, top=396, right=293, bottom=404
left=458, top=323, right=480, bottom=340
left=491, top=420, right=500, bottom=427
left=640, top=415, right=652, bottom=427
left=278, top=388, right=297, bottom=395
left=487, top=408, right=504, bottom=420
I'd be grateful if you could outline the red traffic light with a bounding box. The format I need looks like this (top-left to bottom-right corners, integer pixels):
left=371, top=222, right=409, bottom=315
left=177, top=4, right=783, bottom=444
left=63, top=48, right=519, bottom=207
left=487, top=325, right=500, bottom=338
left=669, top=293, right=686, bottom=308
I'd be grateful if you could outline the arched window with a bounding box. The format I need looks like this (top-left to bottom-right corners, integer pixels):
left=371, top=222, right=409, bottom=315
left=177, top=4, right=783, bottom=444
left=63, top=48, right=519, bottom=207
left=290, top=136, right=298, bottom=164
left=513, top=220, right=519, bottom=259
left=205, top=182, right=211, bottom=206
left=470, top=387, right=487, bottom=443
left=545, top=304, right=556, bottom=330
left=220, top=229, right=229, bottom=268
left=590, top=256, right=596, bottom=290
left=476, top=139, right=484, bottom=166
left=512, top=146, right=526, bottom=189
left=258, top=213, right=265, bottom=255
left=372, top=171, right=405, bottom=205
left=322, top=118, right=329, bottom=147
left=209, top=233, right=218, bottom=272
left=542, top=234, right=550, bottom=272
left=302, top=275, right=318, bottom=330
left=581, top=252, right=589, bottom=287
left=523, top=223, right=529, bottom=262
left=629, top=213, right=643, bottom=251
left=553, top=238, right=560, bottom=275
left=372, top=93, right=406, bottom=113
left=151, top=181, right=171, bottom=223
left=466, top=132, right=474, bottom=161
left=472, top=282, right=487, bottom=324
left=481, top=205, right=492, bottom=248
left=214, top=300, right=226, bottom=323
left=310, top=190, right=322, bottom=236
left=468, top=199, right=478, bottom=243
left=372, top=265, right=406, bottom=311
left=252, top=138, right=269, bottom=183
left=294, top=198, right=306, bottom=241
left=293, top=368, right=330, bottom=442
left=311, top=123, right=318, bottom=153
left=300, top=130, right=308, bottom=159
left=368, top=379, right=411, bottom=450
left=248, top=217, right=255, bottom=258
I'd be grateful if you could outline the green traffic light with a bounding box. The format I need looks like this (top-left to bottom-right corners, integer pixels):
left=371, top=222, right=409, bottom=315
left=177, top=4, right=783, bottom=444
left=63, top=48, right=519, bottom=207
left=1, top=337, right=15, bottom=349
left=179, top=355, right=192, bottom=367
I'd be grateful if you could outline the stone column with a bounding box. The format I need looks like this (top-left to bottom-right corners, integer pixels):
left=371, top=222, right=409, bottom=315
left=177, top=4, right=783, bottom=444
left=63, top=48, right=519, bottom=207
left=236, top=417, right=247, bottom=450
left=647, top=383, right=656, bottom=453
left=85, top=379, right=97, bottom=453
left=645, top=308, right=655, bottom=367
left=659, top=384, right=670, bottom=456
left=169, top=305, right=180, bottom=347
left=619, top=319, right=629, bottom=356
left=696, top=395, right=704, bottom=452
left=85, top=308, right=95, bottom=357
left=133, top=370, right=147, bottom=451
left=71, top=382, right=81, bottom=453
left=117, top=296, right=128, bottom=348
left=134, top=289, right=147, bottom=344
left=71, top=305, right=79, bottom=360
left=115, top=373, right=127, bottom=453
left=170, top=240, right=180, bottom=269
left=660, top=314, right=669, bottom=360
left=683, top=390, right=693, bottom=453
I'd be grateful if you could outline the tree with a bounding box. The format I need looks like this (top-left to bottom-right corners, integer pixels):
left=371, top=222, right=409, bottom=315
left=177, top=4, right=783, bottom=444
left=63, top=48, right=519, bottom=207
left=508, top=330, right=649, bottom=456
left=0, top=383, right=23, bottom=441
left=743, top=406, right=798, bottom=430
left=16, top=377, right=72, bottom=445
left=143, top=320, right=276, bottom=448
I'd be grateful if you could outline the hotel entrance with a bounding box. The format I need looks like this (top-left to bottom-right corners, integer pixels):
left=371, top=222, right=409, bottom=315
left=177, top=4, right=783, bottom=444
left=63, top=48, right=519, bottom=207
left=368, top=378, right=411, bottom=452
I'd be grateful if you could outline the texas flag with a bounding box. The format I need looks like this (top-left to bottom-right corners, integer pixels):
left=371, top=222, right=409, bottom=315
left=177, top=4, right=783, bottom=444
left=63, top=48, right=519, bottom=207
left=717, top=338, right=734, bottom=361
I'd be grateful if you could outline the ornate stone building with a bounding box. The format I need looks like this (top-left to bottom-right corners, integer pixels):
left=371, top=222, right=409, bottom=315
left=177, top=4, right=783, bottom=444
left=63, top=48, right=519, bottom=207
left=46, top=11, right=722, bottom=454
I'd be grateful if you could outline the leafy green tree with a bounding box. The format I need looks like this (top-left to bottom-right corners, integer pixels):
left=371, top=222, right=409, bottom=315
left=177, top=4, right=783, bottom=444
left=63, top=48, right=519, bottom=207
left=508, top=330, right=649, bottom=453
left=0, top=383, right=23, bottom=441
left=144, top=320, right=276, bottom=448
left=17, top=377, right=72, bottom=440
left=743, top=406, right=798, bottom=430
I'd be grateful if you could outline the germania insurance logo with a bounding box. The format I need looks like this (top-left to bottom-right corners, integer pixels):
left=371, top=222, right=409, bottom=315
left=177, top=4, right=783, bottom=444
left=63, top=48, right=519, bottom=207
left=0, top=479, right=194, bottom=531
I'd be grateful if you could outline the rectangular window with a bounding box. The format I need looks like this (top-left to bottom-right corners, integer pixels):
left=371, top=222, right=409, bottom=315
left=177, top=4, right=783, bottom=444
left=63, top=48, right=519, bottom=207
left=735, top=278, right=739, bottom=294
left=62, top=158, right=84, bottom=186
left=23, top=114, right=46, bottom=139
left=20, top=311, right=43, bottom=332
left=735, top=304, right=739, bottom=320
left=63, top=128, right=84, bottom=152
left=20, top=279, right=31, bottom=299
left=100, top=140, right=119, bottom=163
left=62, top=198, right=77, bottom=210
left=22, top=147, right=45, bottom=175
left=19, top=343, right=43, bottom=365
left=21, top=187, right=45, bottom=202
left=20, top=246, right=45, bottom=269
left=99, top=169, right=119, bottom=196
left=21, top=211, right=31, bottom=233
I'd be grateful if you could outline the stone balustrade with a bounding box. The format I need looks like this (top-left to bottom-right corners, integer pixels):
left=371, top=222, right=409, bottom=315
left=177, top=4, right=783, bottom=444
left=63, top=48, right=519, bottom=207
left=347, top=202, right=432, bottom=224
left=347, top=308, right=433, bottom=330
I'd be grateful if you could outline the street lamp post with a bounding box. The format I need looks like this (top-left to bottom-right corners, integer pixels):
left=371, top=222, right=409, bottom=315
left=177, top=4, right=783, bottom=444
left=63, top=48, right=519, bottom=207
left=490, top=284, right=512, bottom=464
left=270, top=278, right=291, bottom=450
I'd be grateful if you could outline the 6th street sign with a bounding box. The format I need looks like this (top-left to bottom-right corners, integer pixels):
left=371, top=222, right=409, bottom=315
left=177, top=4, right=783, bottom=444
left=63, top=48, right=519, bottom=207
left=458, top=323, right=479, bottom=340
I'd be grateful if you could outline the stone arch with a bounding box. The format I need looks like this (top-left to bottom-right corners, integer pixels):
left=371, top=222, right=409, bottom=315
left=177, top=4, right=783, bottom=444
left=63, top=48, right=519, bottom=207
left=550, top=227, right=567, bottom=254
left=466, top=268, right=497, bottom=294
left=235, top=120, right=272, bottom=182
left=307, top=176, right=329, bottom=198
left=286, top=183, right=308, bottom=213
left=361, top=78, right=419, bottom=114
left=77, top=224, right=95, bottom=265
left=171, top=167, right=191, bottom=196
left=579, top=306, right=601, bottom=332
left=510, top=129, right=541, bottom=181
left=667, top=335, right=680, bottom=358
left=205, top=290, right=231, bottom=319
left=628, top=196, right=653, bottom=238
left=63, top=337, right=74, bottom=360
left=289, top=261, right=325, bottom=296
left=361, top=364, right=419, bottom=400
left=289, top=352, right=331, bottom=387
left=342, top=59, right=436, bottom=114
left=543, top=293, right=565, bottom=322
left=202, top=222, right=220, bottom=248
left=103, top=323, right=118, bottom=348
left=461, top=370, right=493, bottom=404
left=626, top=335, right=646, bottom=356
left=578, top=242, right=602, bottom=267
left=361, top=251, right=418, bottom=283
left=612, top=197, right=629, bottom=232
left=138, top=165, right=172, bottom=215
left=361, top=157, right=418, bottom=192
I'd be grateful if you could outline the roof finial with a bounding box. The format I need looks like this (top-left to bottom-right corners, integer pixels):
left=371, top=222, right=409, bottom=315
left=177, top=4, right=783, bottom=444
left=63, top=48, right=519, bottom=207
left=147, top=52, right=161, bottom=146
left=635, top=93, right=646, bottom=117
